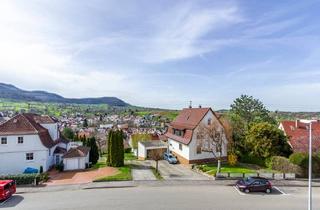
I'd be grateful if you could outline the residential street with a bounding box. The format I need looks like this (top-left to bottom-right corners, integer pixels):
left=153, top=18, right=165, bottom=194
left=2, top=185, right=320, bottom=210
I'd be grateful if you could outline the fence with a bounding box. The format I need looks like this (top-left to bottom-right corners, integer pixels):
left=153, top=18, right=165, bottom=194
left=215, top=172, right=296, bottom=180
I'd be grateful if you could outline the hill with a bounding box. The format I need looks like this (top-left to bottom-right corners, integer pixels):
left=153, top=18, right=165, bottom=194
left=0, top=83, right=128, bottom=106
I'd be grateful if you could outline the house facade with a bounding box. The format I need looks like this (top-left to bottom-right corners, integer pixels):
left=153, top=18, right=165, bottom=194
left=0, top=113, right=90, bottom=174
left=279, top=119, right=320, bottom=153
left=165, top=107, right=227, bottom=164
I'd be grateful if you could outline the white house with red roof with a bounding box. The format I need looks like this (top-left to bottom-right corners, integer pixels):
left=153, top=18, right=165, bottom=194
left=165, top=107, right=227, bottom=164
left=0, top=113, right=90, bottom=174
left=279, top=119, right=320, bottom=153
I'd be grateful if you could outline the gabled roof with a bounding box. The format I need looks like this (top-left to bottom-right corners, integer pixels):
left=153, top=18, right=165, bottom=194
left=280, top=120, right=320, bottom=153
left=0, top=113, right=55, bottom=148
left=171, top=108, right=211, bottom=130
left=165, top=107, right=217, bottom=145
left=63, top=146, right=90, bottom=158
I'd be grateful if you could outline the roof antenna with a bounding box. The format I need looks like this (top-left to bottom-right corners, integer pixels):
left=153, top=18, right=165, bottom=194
left=189, top=101, right=192, bottom=108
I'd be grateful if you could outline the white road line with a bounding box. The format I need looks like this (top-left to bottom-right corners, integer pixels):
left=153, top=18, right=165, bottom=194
left=273, top=186, right=289, bottom=195
left=233, top=186, right=246, bottom=196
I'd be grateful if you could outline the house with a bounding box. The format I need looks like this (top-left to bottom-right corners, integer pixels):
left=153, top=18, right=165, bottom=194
left=165, top=107, right=227, bottom=164
left=0, top=113, right=90, bottom=174
left=279, top=119, right=320, bottom=153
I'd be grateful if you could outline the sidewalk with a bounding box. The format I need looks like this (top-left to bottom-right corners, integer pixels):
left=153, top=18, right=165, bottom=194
left=16, top=179, right=320, bottom=194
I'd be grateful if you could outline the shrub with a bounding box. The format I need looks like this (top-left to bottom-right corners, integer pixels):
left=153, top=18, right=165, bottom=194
left=269, top=156, right=303, bottom=177
left=0, top=174, right=39, bottom=185
left=124, top=147, right=132, bottom=153
left=240, top=154, right=266, bottom=167
left=289, top=153, right=320, bottom=177
left=289, top=153, right=307, bottom=166
left=39, top=166, right=44, bottom=174
left=228, top=154, right=238, bottom=166
left=55, top=162, right=64, bottom=172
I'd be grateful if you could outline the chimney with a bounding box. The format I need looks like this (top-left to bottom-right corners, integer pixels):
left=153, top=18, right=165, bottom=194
left=295, top=119, right=299, bottom=128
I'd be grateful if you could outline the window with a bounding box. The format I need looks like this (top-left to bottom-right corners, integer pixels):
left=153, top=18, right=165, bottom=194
left=196, top=145, right=202, bottom=154
left=174, top=129, right=184, bottom=137
left=179, top=143, right=183, bottom=151
left=208, top=118, right=212, bottom=125
left=18, top=137, right=23, bottom=144
left=26, top=153, right=34, bottom=161
left=1, top=137, right=7, bottom=144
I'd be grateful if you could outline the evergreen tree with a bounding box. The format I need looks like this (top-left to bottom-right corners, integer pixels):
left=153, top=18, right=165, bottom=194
left=106, top=130, right=124, bottom=167
left=88, top=137, right=99, bottom=164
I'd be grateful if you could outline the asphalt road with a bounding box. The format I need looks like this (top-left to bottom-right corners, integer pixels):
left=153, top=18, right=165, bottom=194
left=2, top=185, right=319, bottom=210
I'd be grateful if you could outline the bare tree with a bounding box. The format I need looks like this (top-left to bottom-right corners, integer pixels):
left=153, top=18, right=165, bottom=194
left=148, top=149, right=163, bottom=172
left=197, top=120, right=227, bottom=173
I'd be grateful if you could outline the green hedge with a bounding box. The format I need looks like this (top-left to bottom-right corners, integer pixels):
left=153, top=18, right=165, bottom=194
left=269, top=156, right=303, bottom=177
left=0, top=173, right=49, bottom=185
left=240, top=154, right=266, bottom=167
left=289, top=153, right=320, bottom=177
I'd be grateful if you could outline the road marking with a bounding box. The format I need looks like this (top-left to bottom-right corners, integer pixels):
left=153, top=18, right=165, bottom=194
left=273, top=186, right=288, bottom=195
left=233, top=186, right=246, bottom=195
left=0, top=196, right=12, bottom=206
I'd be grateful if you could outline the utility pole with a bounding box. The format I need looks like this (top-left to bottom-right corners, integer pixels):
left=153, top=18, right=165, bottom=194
left=308, top=122, right=312, bottom=210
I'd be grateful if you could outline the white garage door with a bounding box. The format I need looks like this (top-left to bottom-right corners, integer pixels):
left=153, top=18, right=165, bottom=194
left=65, top=159, right=79, bottom=170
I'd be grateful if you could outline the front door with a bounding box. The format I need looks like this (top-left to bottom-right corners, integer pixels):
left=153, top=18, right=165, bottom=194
left=55, top=155, right=60, bottom=165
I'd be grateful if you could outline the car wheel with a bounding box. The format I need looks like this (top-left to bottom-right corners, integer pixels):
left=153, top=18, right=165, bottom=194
left=266, top=188, right=271, bottom=194
left=244, top=189, right=250, bottom=193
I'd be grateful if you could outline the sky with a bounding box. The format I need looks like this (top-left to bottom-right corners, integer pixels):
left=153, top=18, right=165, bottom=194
left=1, top=0, right=320, bottom=111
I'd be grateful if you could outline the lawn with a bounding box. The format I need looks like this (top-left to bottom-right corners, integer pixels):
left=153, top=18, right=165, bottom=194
left=124, top=152, right=137, bottom=160
left=197, top=163, right=276, bottom=176
left=93, top=165, right=132, bottom=182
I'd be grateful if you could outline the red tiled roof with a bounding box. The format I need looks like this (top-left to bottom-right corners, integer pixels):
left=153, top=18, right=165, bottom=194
left=0, top=113, right=55, bottom=148
left=165, top=108, right=216, bottom=145
left=281, top=120, right=320, bottom=153
left=63, top=146, right=90, bottom=158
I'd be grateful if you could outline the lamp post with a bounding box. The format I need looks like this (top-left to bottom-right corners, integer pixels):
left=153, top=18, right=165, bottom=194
left=308, top=122, right=312, bottom=210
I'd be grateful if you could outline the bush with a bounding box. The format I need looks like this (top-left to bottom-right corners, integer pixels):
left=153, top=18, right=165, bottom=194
left=240, top=154, right=266, bottom=167
left=55, top=162, right=64, bottom=172
left=228, top=154, right=238, bottom=166
left=269, top=156, right=303, bottom=177
left=0, top=174, right=39, bottom=185
left=124, top=147, right=132, bottom=153
left=289, top=153, right=307, bottom=166
left=39, top=173, right=49, bottom=182
left=289, top=153, right=320, bottom=177
left=39, top=166, right=43, bottom=174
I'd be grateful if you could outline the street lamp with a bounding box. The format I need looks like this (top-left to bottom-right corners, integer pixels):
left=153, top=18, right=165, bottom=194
left=308, top=122, right=312, bottom=210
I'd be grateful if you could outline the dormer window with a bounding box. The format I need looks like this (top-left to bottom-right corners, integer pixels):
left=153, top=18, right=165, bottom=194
left=173, top=129, right=184, bottom=137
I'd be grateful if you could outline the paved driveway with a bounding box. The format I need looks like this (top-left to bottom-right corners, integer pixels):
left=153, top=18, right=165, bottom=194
left=128, top=160, right=211, bottom=180
left=132, top=169, right=157, bottom=181
left=157, top=160, right=211, bottom=180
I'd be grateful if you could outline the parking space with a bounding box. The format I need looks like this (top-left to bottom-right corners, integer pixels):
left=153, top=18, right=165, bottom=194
left=233, top=185, right=288, bottom=196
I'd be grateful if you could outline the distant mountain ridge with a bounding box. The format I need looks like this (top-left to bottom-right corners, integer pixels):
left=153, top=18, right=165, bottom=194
left=0, top=83, right=129, bottom=106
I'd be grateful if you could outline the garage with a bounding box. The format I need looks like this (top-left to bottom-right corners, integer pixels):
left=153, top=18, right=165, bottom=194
left=138, top=141, right=168, bottom=160
left=63, top=146, right=90, bottom=171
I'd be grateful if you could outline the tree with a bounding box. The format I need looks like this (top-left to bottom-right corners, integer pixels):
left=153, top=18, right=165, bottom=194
left=83, top=118, right=88, bottom=128
left=229, top=95, right=276, bottom=156
left=245, top=122, right=292, bottom=159
left=148, top=149, right=163, bottom=172
left=106, top=130, right=124, bottom=167
left=88, top=137, right=99, bottom=164
left=62, top=127, right=74, bottom=140
left=197, top=121, right=227, bottom=173
left=230, top=95, right=276, bottom=125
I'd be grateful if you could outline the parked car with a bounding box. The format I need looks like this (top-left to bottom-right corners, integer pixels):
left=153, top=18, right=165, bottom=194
left=0, top=180, right=16, bottom=201
left=236, top=177, right=272, bottom=193
left=163, top=152, right=178, bottom=164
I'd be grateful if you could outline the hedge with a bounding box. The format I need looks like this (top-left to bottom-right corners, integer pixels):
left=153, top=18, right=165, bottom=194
left=269, top=156, right=303, bottom=177
left=289, top=153, right=320, bottom=177
left=0, top=173, right=49, bottom=185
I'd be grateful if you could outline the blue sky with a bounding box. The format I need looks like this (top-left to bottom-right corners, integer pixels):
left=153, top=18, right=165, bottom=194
left=1, top=0, right=320, bottom=111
